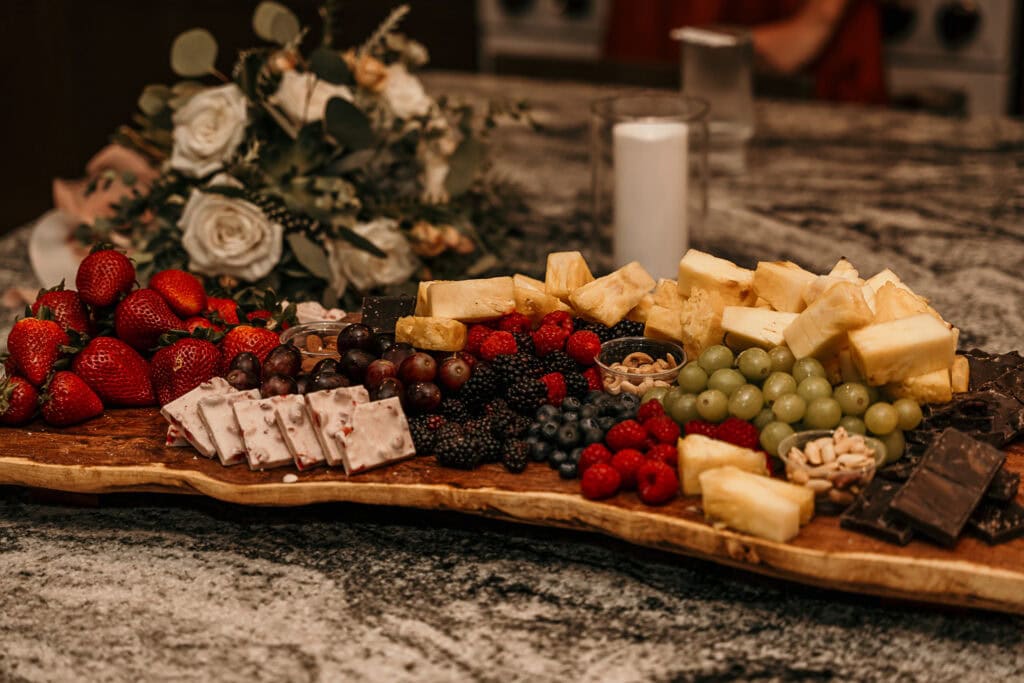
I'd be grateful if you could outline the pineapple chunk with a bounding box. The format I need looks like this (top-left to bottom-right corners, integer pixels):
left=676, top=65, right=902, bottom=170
left=514, top=282, right=572, bottom=322
left=885, top=368, right=953, bottom=404
left=513, top=273, right=545, bottom=292
left=545, top=251, right=594, bottom=300
left=415, top=280, right=450, bottom=315
left=627, top=293, right=656, bottom=322
left=677, top=249, right=757, bottom=307
left=425, top=277, right=515, bottom=322
left=699, top=467, right=801, bottom=543
left=679, top=287, right=727, bottom=360
left=712, top=466, right=814, bottom=525
left=644, top=305, right=685, bottom=343
left=653, top=279, right=685, bottom=310
left=783, top=281, right=873, bottom=359
left=802, top=273, right=866, bottom=307
left=838, top=347, right=864, bottom=383
left=873, top=282, right=944, bottom=324
left=752, top=261, right=815, bottom=313
left=395, top=316, right=467, bottom=352
left=569, top=261, right=655, bottom=327
left=829, top=258, right=860, bottom=280
left=721, top=307, right=798, bottom=350
left=848, top=313, right=957, bottom=385
left=951, top=355, right=970, bottom=394
left=755, top=297, right=773, bottom=309
left=865, top=268, right=914, bottom=295
left=677, top=434, right=767, bottom=496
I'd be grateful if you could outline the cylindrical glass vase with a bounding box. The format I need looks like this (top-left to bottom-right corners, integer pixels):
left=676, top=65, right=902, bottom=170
left=591, top=94, right=709, bottom=280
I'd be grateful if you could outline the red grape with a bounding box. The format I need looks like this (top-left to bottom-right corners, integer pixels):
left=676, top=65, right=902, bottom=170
left=365, top=359, right=398, bottom=388
left=405, top=381, right=442, bottom=412
left=438, top=357, right=471, bottom=391
left=399, top=352, right=437, bottom=383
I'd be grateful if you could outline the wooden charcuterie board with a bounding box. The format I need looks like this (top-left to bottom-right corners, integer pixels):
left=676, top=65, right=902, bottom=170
left=1, top=409, right=1022, bottom=615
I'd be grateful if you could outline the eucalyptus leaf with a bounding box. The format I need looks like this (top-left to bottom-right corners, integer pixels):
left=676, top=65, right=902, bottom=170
left=253, top=1, right=300, bottom=45
left=309, top=46, right=352, bottom=85
left=170, top=28, right=218, bottom=77
left=334, top=226, right=386, bottom=259
left=328, top=148, right=376, bottom=174
left=444, top=137, right=485, bottom=197
left=137, top=85, right=170, bottom=116
left=324, top=98, right=374, bottom=151
left=286, top=233, right=332, bottom=280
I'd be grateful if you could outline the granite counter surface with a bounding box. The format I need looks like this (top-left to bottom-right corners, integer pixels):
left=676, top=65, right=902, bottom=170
left=1, top=73, right=1023, bottom=682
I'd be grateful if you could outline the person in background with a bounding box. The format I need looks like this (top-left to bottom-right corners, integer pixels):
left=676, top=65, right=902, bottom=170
left=605, top=0, right=887, bottom=105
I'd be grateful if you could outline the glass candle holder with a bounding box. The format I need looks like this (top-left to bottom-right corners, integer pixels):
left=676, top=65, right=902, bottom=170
left=591, top=94, right=709, bottom=280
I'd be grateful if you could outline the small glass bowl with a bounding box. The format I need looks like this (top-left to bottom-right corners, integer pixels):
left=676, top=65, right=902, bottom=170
left=777, top=429, right=885, bottom=514
left=279, top=321, right=350, bottom=374
left=595, top=336, right=684, bottom=396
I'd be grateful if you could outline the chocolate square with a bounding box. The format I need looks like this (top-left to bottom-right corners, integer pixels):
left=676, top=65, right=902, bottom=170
left=839, top=479, right=913, bottom=546
left=924, top=429, right=1005, bottom=490
left=968, top=501, right=1024, bottom=545
left=985, top=468, right=1020, bottom=504
left=361, top=296, right=415, bottom=333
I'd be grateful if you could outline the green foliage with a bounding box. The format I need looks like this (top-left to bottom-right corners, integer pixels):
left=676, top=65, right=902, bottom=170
left=309, top=46, right=352, bottom=85
left=324, top=98, right=374, bottom=151
left=253, top=2, right=300, bottom=45
left=170, top=29, right=218, bottom=77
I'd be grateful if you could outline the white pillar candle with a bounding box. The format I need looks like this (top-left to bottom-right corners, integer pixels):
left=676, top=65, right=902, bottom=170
left=612, top=121, right=689, bottom=279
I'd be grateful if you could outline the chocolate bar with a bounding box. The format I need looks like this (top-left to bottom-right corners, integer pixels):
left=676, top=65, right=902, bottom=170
left=985, top=467, right=1020, bottom=503
left=967, top=500, right=1024, bottom=545
left=361, top=295, right=415, bottom=333
left=839, top=479, right=914, bottom=546
left=890, top=428, right=1005, bottom=547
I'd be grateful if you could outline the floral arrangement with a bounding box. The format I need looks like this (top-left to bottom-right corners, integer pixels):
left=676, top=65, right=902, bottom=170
left=68, top=2, right=528, bottom=308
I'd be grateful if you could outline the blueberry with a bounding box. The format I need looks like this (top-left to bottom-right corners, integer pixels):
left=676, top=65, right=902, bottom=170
left=597, top=416, right=617, bottom=431
left=558, top=461, right=578, bottom=479
left=556, top=424, right=581, bottom=449
left=549, top=449, right=569, bottom=468
left=587, top=390, right=605, bottom=403
left=561, top=411, right=579, bottom=425
left=582, top=428, right=605, bottom=445
left=579, top=417, right=600, bottom=433
left=579, top=404, right=599, bottom=419
left=528, top=422, right=543, bottom=438
left=531, top=440, right=552, bottom=462
left=569, top=447, right=584, bottom=463
left=619, top=393, right=640, bottom=410
left=562, top=396, right=582, bottom=412
left=535, top=405, right=560, bottom=422
left=541, top=421, right=560, bottom=440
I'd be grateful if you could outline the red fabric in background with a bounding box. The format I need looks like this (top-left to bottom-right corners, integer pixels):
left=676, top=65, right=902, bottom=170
left=604, top=0, right=887, bottom=104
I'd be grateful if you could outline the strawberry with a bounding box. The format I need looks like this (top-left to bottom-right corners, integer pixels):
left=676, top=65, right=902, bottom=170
left=184, top=316, right=221, bottom=334
left=605, top=419, right=648, bottom=452
left=715, top=417, right=761, bottom=450
left=31, top=285, right=88, bottom=333
left=0, top=376, right=38, bottom=426
left=565, top=330, right=601, bottom=366
left=498, top=312, right=532, bottom=334
left=149, top=269, right=207, bottom=318
left=684, top=420, right=718, bottom=438
left=479, top=331, right=517, bottom=361
left=582, top=366, right=602, bottom=391
left=71, top=337, right=155, bottom=407
left=465, top=325, right=494, bottom=355
left=246, top=309, right=274, bottom=326
left=41, top=371, right=103, bottom=426
left=541, top=311, right=574, bottom=334
left=610, top=448, right=646, bottom=490
left=114, top=289, right=184, bottom=351
left=636, top=460, right=678, bottom=505
left=150, top=338, right=221, bottom=405
left=219, top=325, right=280, bottom=373
left=645, top=416, right=681, bottom=445
left=7, top=318, right=68, bottom=387
left=539, top=372, right=566, bottom=406
left=531, top=324, right=569, bottom=356
left=205, top=297, right=240, bottom=325
left=75, top=248, right=135, bottom=307
left=646, top=443, right=678, bottom=469
left=580, top=462, right=621, bottom=500
left=578, top=443, right=613, bottom=475
left=636, top=399, right=666, bottom=423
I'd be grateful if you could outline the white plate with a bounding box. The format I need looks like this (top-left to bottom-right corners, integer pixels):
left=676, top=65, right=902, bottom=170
left=29, top=209, right=87, bottom=288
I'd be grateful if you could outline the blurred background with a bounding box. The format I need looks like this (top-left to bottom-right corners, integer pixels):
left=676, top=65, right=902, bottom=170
left=1, top=0, right=1021, bottom=230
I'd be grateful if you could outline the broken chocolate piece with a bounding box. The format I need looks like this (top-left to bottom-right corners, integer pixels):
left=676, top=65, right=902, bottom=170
left=840, top=479, right=914, bottom=546
left=361, top=295, right=415, bottom=333
left=967, top=500, right=1024, bottom=545
left=985, top=467, right=1020, bottom=503
left=965, top=349, right=1024, bottom=391
left=890, top=428, right=1005, bottom=547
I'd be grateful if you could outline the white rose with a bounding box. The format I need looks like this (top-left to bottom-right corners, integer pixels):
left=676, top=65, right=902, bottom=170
left=270, top=71, right=354, bottom=125
left=325, top=218, right=419, bottom=294
left=170, top=84, right=249, bottom=177
left=382, top=64, right=432, bottom=119
left=179, top=174, right=283, bottom=282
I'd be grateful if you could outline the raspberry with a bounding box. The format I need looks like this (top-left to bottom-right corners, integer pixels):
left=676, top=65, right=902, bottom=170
left=565, top=330, right=601, bottom=366
left=480, top=331, right=517, bottom=361
left=610, top=448, right=646, bottom=490
left=498, top=312, right=532, bottom=334
left=580, top=463, right=621, bottom=500
left=636, top=460, right=679, bottom=505
left=578, top=443, right=613, bottom=475
left=636, top=400, right=666, bottom=423
left=646, top=443, right=678, bottom=469
left=605, top=419, right=648, bottom=452
left=532, top=324, right=569, bottom=356
left=465, top=325, right=493, bottom=355
left=715, top=417, right=760, bottom=450
left=645, top=416, right=681, bottom=445
left=582, top=367, right=602, bottom=391
left=541, top=311, right=574, bottom=333
left=684, top=420, right=718, bottom=438
left=539, top=372, right=567, bottom=407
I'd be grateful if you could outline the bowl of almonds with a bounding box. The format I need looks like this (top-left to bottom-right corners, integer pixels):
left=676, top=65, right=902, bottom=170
left=595, top=337, right=684, bottom=396
left=279, top=321, right=348, bottom=373
left=777, top=427, right=886, bottom=513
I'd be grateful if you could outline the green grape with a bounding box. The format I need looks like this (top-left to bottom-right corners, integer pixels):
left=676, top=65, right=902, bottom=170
left=737, top=348, right=772, bottom=383
left=753, top=408, right=775, bottom=430
left=641, top=386, right=670, bottom=405
left=698, top=345, right=734, bottom=373
left=864, top=402, right=899, bottom=435
left=762, top=372, right=798, bottom=404
left=665, top=390, right=700, bottom=425
left=759, top=421, right=795, bottom=456
left=771, top=393, right=807, bottom=424
left=728, top=384, right=764, bottom=421
left=805, top=397, right=843, bottom=429
left=839, top=415, right=867, bottom=435
left=696, top=389, right=730, bottom=422
left=878, top=429, right=905, bottom=464
left=708, top=368, right=746, bottom=397
left=792, top=357, right=826, bottom=384
left=893, top=398, right=923, bottom=431
left=834, top=382, right=871, bottom=416
left=865, top=385, right=881, bottom=404
left=677, top=362, right=709, bottom=394
left=768, top=345, right=796, bottom=374
left=796, top=376, right=832, bottom=403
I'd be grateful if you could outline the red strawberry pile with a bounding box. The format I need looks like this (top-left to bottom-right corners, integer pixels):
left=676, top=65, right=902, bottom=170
left=0, top=246, right=289, bottom=427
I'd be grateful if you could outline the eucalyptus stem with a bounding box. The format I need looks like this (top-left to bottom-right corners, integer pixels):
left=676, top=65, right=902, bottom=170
left=320, top=0, right=341, bottom=47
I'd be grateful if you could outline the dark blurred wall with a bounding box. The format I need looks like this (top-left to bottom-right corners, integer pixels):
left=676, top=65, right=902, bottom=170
left=0, top=1, right=477, bottom=232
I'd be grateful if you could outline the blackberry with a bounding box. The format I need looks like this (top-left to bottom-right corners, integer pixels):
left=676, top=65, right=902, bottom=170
left=492, top=353, right=544, bottom=389
left=467, top=419, right=502, bottom=463
left=610, top=319, right=645, bottom=339
left=440, top=397, right=470, bottom=422
left=507, top=378, right=547, bottom=415
left=492, top=411, right=532, bottom=439
left=434, top=424, right=480, bottom=470
left=512, top=332, right=535, bottom=356
left=543, top=350, right=579, bottom=375
left=563, top=372, right=590, bottom=399
left=501, top=440, right=530, bottom=473
left=409, top=415, right=438, bottom=454
left=484, top=398, right=511, bottom=416
left=576, top=318, right=616, bottom=342
left=459, top=363, right=500, bottom=405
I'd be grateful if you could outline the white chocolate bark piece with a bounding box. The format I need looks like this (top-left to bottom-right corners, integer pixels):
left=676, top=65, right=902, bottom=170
left=159, top=377, right=233, bottom=458
left=233, top=396, right=294, bottom=471
left=165, top=424, right=189, bottom=448
left=340, top=397, right=415, bottom=475
left=275, top=395, right=327, bottom=471
left=198, top=389, right=260, bottom=467
left=305, top=386, right=370, bottom=468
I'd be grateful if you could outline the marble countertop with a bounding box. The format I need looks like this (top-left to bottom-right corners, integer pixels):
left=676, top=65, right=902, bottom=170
left=2, top=73, right=1024, bottom=681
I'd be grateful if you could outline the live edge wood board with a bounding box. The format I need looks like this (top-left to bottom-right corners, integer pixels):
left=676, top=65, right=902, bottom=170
left=1, top=409, right=1023, bottom=616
